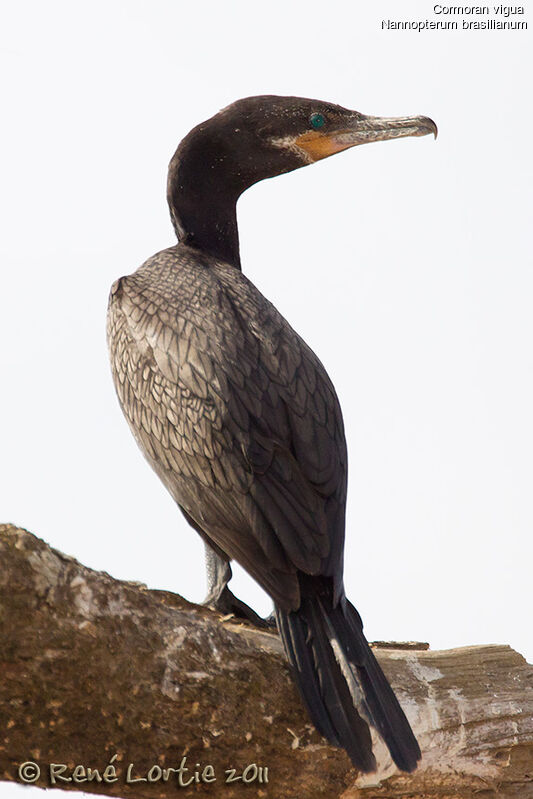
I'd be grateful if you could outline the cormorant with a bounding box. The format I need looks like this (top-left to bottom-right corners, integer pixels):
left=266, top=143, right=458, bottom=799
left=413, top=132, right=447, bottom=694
left=107, top=95, right=436, bottom=773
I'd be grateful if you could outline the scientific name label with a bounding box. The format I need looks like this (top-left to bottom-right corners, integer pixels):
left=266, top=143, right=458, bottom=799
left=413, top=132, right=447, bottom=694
left=381, top=5, right=528, bottom=31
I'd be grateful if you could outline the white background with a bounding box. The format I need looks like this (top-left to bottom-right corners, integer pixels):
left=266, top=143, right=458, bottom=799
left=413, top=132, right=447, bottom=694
left=1, top=3, right=531, bottom=789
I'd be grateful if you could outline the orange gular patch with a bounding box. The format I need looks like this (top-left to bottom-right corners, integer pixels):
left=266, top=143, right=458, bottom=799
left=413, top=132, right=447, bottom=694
left=294, top=130, right=350, bottom=162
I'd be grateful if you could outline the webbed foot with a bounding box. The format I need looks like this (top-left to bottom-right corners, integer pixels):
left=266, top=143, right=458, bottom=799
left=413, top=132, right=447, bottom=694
left=204, top=586, right=277, bottom=630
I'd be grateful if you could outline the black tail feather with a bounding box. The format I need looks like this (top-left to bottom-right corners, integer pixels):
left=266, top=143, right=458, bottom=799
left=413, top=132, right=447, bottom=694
left=276, top=592, right=421, bottom=773
left=275, top=605, right=340, bottom=744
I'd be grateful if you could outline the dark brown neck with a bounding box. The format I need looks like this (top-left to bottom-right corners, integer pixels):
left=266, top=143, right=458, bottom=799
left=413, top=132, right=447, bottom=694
left=166, top=114, right=306, bottom=270
left=169, top=193, right=241, bottom=269
left=167, top=130, right=243, bottom=269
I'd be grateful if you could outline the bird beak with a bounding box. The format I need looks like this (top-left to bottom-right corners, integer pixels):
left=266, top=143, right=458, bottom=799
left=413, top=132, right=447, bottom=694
left=295, top=114, right=438, bottom=162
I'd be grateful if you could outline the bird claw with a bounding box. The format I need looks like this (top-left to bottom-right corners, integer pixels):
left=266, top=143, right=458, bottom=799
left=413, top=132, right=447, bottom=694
left=203, top=586, right=277, bottom=630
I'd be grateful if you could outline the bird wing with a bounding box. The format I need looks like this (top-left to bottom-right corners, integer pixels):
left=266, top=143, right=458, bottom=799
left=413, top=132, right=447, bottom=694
left=107, top=247, right=348, bottom=609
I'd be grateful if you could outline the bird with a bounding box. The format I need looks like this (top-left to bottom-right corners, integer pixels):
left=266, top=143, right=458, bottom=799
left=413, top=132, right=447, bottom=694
left=107, top=95, right=436, bottom=773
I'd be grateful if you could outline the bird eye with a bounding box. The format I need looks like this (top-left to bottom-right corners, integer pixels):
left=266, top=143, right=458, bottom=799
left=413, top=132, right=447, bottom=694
left=309, top=112, right=325, bottom=130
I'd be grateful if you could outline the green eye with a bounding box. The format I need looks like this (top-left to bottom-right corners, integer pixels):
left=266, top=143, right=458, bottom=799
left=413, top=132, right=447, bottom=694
left=310, top=112, right=325, bottom=130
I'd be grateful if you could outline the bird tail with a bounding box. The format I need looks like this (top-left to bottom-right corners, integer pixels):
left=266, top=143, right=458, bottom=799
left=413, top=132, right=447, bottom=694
left=275, top=588, right=421, bottom=773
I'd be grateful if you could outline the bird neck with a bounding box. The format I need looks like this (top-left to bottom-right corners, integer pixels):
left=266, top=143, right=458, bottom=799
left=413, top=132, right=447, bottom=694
left=167, top=137, right=243, bottom=270
left=169, top=188, right=241, bottom=269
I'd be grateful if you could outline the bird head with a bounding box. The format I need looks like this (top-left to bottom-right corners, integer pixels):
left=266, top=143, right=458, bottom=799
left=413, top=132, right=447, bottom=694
left=167, top=95, right=437, bottom=266
left=170, top=95, right=437, bottom=198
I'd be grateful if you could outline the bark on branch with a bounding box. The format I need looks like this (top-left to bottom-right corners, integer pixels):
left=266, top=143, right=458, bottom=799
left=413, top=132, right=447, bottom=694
left=0, top=524, right=532, bottom=799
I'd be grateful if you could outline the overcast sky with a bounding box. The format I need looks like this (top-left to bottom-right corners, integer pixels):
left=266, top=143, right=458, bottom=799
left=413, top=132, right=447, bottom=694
left=1, top=4, right=532, bottom=789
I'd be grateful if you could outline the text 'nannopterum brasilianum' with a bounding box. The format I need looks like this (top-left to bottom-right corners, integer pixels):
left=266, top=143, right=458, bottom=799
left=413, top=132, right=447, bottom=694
left=107, top=95, right=437, bottom=773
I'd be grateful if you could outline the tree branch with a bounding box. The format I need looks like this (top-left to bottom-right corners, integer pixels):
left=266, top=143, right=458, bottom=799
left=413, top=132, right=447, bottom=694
left=1, top=524, right=531, bottom=798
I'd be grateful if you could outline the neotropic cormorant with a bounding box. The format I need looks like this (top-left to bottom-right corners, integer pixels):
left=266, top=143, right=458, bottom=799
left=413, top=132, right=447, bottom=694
left=107, top=95, right=437, bottom=773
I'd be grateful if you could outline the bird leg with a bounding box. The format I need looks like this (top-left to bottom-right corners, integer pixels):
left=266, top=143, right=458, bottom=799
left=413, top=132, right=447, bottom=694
left=203, top=544, right=276, bottom=629
left=177, top=504, right=275, bottom=629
